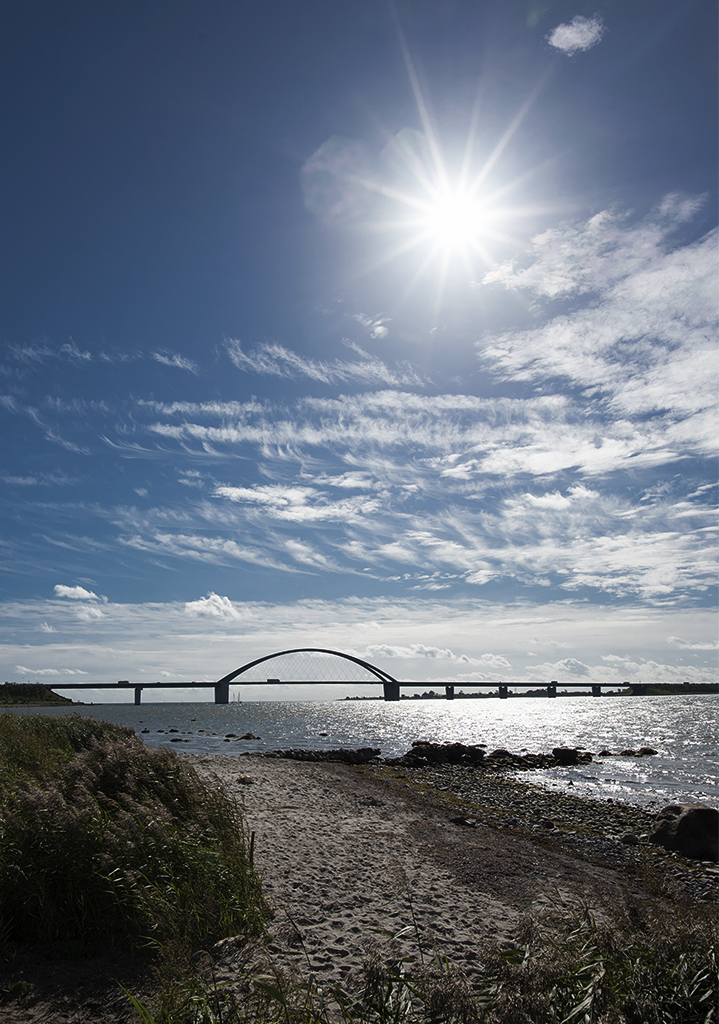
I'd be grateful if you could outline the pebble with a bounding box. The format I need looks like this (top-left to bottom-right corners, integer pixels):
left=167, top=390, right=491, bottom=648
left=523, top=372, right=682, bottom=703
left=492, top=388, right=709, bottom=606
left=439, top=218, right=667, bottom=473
left=364, top=760, right=719, bottom=905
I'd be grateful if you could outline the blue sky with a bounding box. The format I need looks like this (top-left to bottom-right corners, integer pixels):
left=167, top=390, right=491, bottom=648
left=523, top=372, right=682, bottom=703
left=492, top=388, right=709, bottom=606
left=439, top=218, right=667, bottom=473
left=1, top=0, right=717, bottom=698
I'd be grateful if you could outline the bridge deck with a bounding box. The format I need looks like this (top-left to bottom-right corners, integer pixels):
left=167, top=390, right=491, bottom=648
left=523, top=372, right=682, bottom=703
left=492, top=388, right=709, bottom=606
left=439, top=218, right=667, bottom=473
left=49, top=678, right=647, bottom=704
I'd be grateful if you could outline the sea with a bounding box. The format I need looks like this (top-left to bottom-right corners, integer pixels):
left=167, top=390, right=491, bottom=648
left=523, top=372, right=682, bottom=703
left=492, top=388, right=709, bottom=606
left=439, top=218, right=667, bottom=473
left=7, top=695, right=718, bottom=810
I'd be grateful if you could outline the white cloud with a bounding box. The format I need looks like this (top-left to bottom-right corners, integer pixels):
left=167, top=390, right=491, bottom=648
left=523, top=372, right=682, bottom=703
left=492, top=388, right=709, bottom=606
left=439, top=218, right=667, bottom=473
left=152, top=351, right=199, bottom=373
left=1, top=596, right=716, bottom=688
left=553, top=657, right=590, bottom=676
left=366, top=643, right=461, bottom=660
left=666, top=636, right=719, bottom=651
left=15, top=665, right=88, bottom=676
left=547, top=15, right=605, bottom=54
left=39, top=622, right=56, bottom=633
left=225, top=339, right=425, bottom=387
left=75, top=606, right=104, bottom=621
left=363, top=644, right=511, bottom=669
left=2, top=472, right=75, bottom=486
left=480, top=198, right=718, bottom=430
left=10, top=341, right=92, bottom=364
left=54, top=584, right=99, bottom=601
left=120, top=531, right=299, bottom=572
left=214, top=483, right=381, bottom=524
left=184, top=593, right=246, bottom=620
left=352, top=314, right=390, bottom=339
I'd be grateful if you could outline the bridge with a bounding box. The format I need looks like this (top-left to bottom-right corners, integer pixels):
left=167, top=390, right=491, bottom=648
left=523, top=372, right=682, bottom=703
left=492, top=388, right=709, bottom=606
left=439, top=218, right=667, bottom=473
left=50, top=646, right=650, bottom=704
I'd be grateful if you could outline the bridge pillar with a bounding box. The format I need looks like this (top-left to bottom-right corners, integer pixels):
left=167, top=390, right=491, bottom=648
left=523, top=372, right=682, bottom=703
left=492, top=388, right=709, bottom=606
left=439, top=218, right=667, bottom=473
left=214, top=680, right=230, bottom=704
left=134, top=687, right=142, bottom=705
left=547, top=683, right=557, bottom=698
left=383, top=680, right=400, bottom=701
left=445, top=685, right=455, bottom=700
left=498, top=684, right=508, bottom=699
left=592, top=684, right=602, bottom=696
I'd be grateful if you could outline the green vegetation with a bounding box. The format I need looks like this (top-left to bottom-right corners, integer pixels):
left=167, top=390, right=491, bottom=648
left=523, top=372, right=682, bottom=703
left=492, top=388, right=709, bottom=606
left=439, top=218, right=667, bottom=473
left=126, top=894, right=717, bottom=1024
left=0, top=681, right=76, bottom=705
left=0, top=713, right=268, bottom=956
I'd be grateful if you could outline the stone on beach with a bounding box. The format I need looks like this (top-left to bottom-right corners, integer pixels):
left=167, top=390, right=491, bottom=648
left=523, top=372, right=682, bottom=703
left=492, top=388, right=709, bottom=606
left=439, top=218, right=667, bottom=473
left=649, top=803, right=719, bottom=862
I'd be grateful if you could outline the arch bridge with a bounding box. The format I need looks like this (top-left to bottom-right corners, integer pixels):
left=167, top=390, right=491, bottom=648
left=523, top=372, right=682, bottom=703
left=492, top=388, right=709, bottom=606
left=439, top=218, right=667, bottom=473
left=52, top=647, right=631, bottom=703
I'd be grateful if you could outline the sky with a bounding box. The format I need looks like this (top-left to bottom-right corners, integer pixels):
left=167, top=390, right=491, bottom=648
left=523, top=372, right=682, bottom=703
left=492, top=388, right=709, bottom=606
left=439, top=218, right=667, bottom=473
left=1, top=0, right=717, bottom=700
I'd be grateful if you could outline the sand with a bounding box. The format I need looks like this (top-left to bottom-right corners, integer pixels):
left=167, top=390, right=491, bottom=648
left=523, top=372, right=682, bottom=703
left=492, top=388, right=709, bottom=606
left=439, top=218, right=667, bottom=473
left=186, top=753, right=654, bottom=990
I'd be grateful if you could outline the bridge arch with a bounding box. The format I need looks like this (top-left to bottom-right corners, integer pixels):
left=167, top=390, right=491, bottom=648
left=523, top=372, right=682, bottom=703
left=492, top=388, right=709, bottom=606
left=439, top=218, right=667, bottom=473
left=216, top=647, right=398, bottom=687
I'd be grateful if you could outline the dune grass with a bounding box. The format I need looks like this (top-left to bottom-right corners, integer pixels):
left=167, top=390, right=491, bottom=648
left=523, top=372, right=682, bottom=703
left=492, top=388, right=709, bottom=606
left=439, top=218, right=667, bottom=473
left=124, top=891, right=717, bottom=1024
left=0, top=712, right=268, bottom=955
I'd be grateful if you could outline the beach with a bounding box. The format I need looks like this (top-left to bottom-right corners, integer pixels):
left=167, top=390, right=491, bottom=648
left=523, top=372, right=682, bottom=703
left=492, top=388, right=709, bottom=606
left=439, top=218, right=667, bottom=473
left=187, top=752, right=718, bottom=996
left=2, top=749, right=716, bottom=1024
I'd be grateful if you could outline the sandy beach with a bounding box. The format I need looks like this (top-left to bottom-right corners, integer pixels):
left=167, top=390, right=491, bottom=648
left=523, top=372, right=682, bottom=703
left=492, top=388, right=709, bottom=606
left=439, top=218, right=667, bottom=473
left=3, top=749, right=715, bottom=1023
left=186, top=753, right=717, bottom=995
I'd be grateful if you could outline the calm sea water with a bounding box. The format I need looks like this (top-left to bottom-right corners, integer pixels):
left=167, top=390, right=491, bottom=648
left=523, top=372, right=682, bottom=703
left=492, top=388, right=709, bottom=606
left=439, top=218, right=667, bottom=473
left=8, top=696, right=718, bottom=810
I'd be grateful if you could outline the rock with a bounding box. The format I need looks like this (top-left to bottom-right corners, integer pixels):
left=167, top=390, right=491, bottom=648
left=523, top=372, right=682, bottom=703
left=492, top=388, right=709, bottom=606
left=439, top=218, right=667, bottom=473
left=239, top=731, right=261, bottom=740
left=620, top=833, right=639, bottom=845
left=539, top=818, right=555, bottom=829
left=619, top=749, right=637, bottom=756
left=598, top=749, right=613, bottom=757
left=401, top=741, right=486, bottom=766
left=236, top=775, right=254, bottom=785
left=552, top=746, right=580, bottom=766
left=269, top=746, right=380, bottom=764
left=649, top=803, right=719, bottom=862
left=212, top=934, right=244, bottom=955
left=450, top=816, right=477, bottom=828
left=637, top=746, right=658, bottom=756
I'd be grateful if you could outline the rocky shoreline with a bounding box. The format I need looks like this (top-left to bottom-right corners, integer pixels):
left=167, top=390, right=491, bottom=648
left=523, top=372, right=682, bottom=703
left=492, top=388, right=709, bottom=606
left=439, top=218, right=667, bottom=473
left=239, top=740, right=719, bottom=900
left=257, top=738, right=660, bottom=768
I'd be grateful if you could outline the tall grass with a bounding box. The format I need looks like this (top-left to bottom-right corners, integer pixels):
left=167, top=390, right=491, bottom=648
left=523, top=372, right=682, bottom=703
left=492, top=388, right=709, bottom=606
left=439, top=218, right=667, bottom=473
left=0, top=713, right=268, bottom=954
left=125, top=893, right=717, bottom=1024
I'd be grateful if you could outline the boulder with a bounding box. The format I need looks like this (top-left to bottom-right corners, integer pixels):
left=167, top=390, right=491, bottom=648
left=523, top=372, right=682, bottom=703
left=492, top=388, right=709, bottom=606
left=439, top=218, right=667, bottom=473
left=402, top=741, right=486, bottom=766
left=649, top=803, right=718, bottom=862
left=552, top=746, right=579, bottom=766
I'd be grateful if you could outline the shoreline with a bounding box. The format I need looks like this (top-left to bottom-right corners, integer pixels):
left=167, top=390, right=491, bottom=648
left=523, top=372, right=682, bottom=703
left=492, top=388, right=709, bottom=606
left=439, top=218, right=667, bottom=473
left=185, top=751, right=718, bottom=998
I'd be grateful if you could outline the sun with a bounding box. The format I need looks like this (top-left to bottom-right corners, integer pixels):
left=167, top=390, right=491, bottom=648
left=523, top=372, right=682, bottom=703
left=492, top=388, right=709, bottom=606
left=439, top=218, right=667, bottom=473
left=416, top=186, right=487, bottom=253
left=300, top=16, right=549, bottom=320
left=350, top=16, right=550, bottom=317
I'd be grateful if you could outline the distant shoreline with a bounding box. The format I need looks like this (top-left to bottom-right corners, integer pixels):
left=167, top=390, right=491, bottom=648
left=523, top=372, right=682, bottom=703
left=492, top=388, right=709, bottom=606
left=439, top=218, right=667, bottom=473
left=345, top=682, right=718, bottom=699
left=0, top=682, right=84, bottom=707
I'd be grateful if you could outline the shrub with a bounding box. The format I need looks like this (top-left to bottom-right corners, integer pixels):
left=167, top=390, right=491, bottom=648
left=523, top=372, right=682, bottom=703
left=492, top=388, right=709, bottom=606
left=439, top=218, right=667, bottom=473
left=0, top=713, right=268, bottom=953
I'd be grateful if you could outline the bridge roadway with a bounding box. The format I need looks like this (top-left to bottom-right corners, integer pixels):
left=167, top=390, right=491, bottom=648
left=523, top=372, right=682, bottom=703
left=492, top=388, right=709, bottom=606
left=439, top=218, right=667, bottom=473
left=52, top=679, right=636, bottom=705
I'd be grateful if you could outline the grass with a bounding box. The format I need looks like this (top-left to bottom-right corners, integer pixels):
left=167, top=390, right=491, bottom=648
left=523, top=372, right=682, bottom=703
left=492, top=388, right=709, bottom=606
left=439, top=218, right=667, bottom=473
left=0, top=681, right=75, bottom=705
left=123, top=892, right=717, bottom=1024
left=0, top=712, right=268, bottom=955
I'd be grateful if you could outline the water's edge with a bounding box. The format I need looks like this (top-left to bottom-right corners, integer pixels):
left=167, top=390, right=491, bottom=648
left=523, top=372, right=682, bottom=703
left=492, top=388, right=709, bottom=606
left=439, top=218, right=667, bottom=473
left=6, top=695, right=718, bottom=810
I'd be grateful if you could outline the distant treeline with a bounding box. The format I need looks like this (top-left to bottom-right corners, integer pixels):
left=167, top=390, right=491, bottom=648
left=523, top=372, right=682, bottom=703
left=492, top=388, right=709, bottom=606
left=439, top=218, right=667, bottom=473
left=0, top=682, right=76, bottom=706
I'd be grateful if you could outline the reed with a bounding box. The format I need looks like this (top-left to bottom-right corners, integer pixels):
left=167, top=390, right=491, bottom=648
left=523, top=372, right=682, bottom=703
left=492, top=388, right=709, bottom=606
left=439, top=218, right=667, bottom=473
left=0, top=713, right=268, bottom=954
left=125, top=891, right=717, bottom=1023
